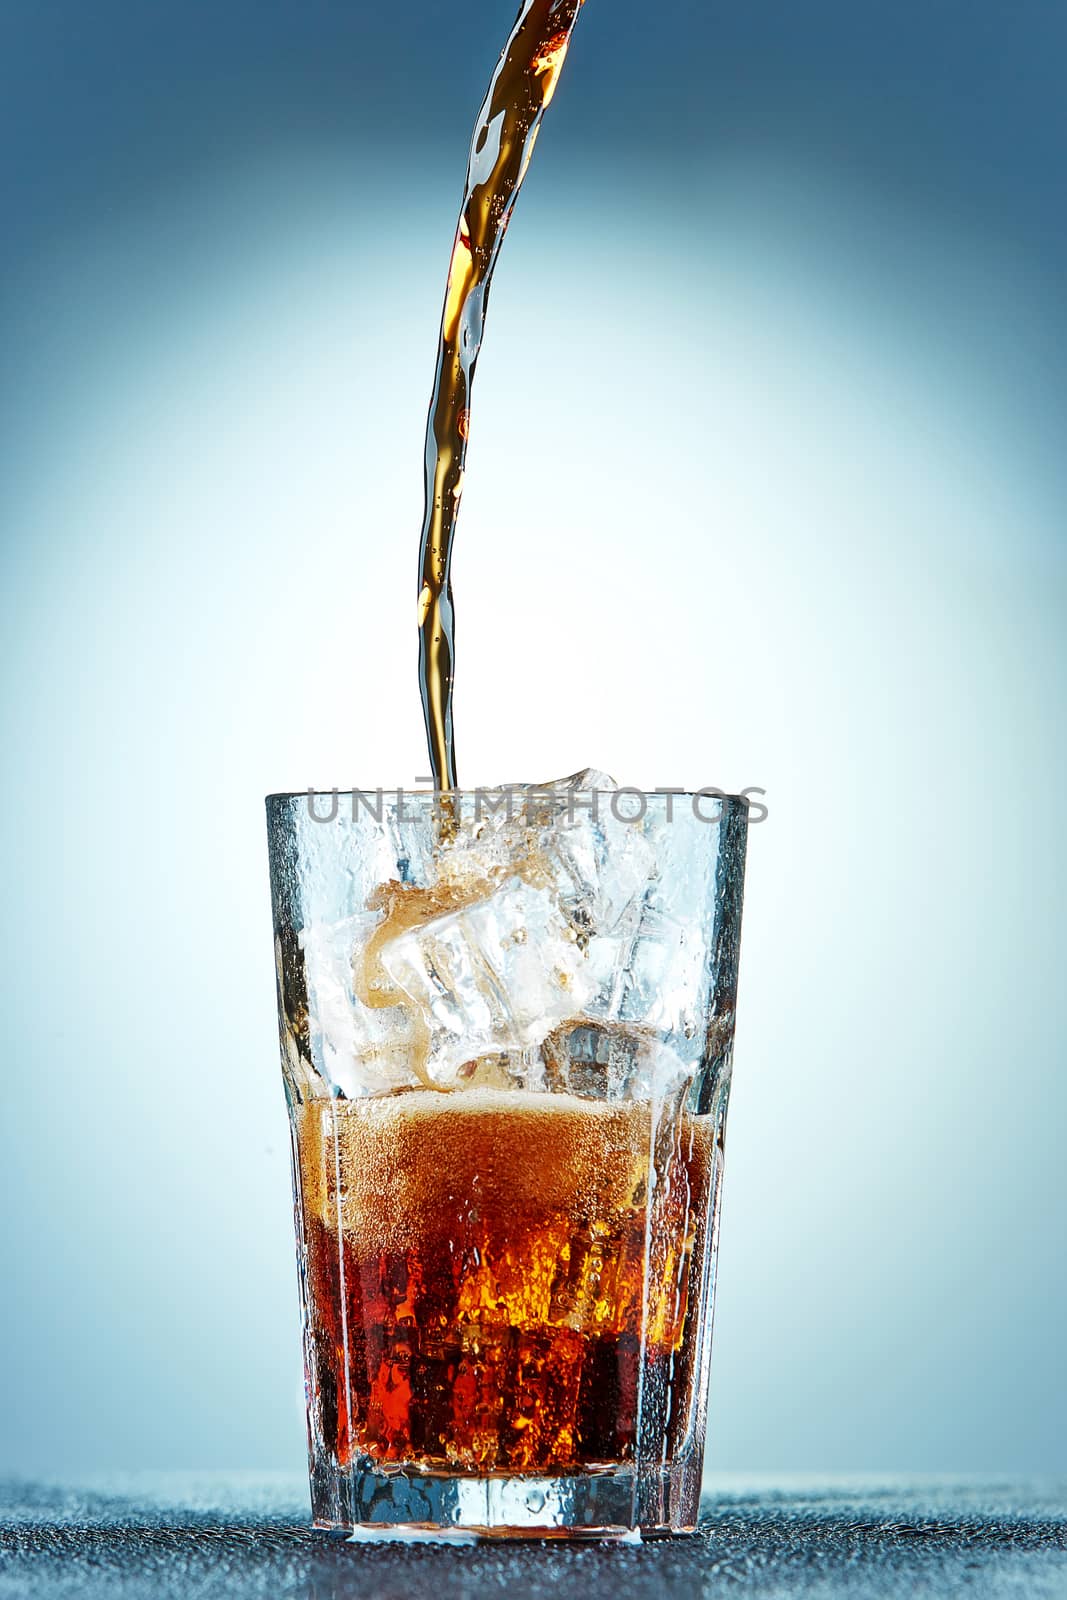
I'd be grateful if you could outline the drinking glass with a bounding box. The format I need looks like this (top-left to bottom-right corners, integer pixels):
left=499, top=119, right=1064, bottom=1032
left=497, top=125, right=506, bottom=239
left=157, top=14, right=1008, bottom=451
left=266, top=783, right=747, bottom=1538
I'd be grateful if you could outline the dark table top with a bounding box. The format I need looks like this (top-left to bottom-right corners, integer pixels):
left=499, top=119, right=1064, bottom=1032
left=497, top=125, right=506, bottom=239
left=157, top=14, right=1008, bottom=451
left=1, top=1475, right=1065, bottom=1599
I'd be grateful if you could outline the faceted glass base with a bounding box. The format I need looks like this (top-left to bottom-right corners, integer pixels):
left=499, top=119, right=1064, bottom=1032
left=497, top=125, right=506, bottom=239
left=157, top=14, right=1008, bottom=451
left=310, top=1457, right=704, bottom=1540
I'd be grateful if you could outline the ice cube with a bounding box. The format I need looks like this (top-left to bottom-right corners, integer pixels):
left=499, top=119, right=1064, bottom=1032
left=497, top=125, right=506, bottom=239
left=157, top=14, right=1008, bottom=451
left=581, top=903, right=707, bottom=1036
left=449, top=1047, right=548, bottom=1092
left=298, top=916, right=419, bottom=1096
left=521, top=768, right=619, bottom=802
left=440, top=772, right=657, bottom=939
left=543, top=1020, right=691, bottom=1101
left=379, top=876, right=590, bottom=1085
left=529, top=772, right=657, bottom=934
left=575, top=800, right=722, bottom=1039
left=431, top=806, right=517, bottom=892
left=510, top=769, right=617, bottom=840
left=536, top=801, right=657, bottom=937
left=428, top=768, right=655, bottom=934
left=438, top=771, right=619, bottom=864
left=379, top=797, right=438, bottom=886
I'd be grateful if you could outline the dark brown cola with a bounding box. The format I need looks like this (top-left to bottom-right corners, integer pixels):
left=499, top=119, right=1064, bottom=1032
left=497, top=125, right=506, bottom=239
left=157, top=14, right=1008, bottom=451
left=293, top=1088, right=713, bottom=1474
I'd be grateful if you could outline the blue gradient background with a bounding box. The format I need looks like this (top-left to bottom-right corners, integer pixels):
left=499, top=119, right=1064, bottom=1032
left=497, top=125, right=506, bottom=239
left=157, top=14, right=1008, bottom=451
left=2, top=2, right=1064, bottom=1478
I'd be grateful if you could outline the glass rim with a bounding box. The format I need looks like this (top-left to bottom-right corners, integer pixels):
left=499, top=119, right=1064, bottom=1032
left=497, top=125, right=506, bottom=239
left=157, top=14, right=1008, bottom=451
left=265, top=786, right=752, bottom=806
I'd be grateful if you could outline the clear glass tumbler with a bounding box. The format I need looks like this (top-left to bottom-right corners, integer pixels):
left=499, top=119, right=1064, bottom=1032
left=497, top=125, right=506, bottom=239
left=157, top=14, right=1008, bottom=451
left=266, top=781, right=747, bottom=1539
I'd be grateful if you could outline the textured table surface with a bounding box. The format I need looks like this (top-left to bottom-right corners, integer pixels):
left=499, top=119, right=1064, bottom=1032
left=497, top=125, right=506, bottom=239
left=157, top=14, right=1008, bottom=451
left=1, top=1475, right=1065, bottom=1599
